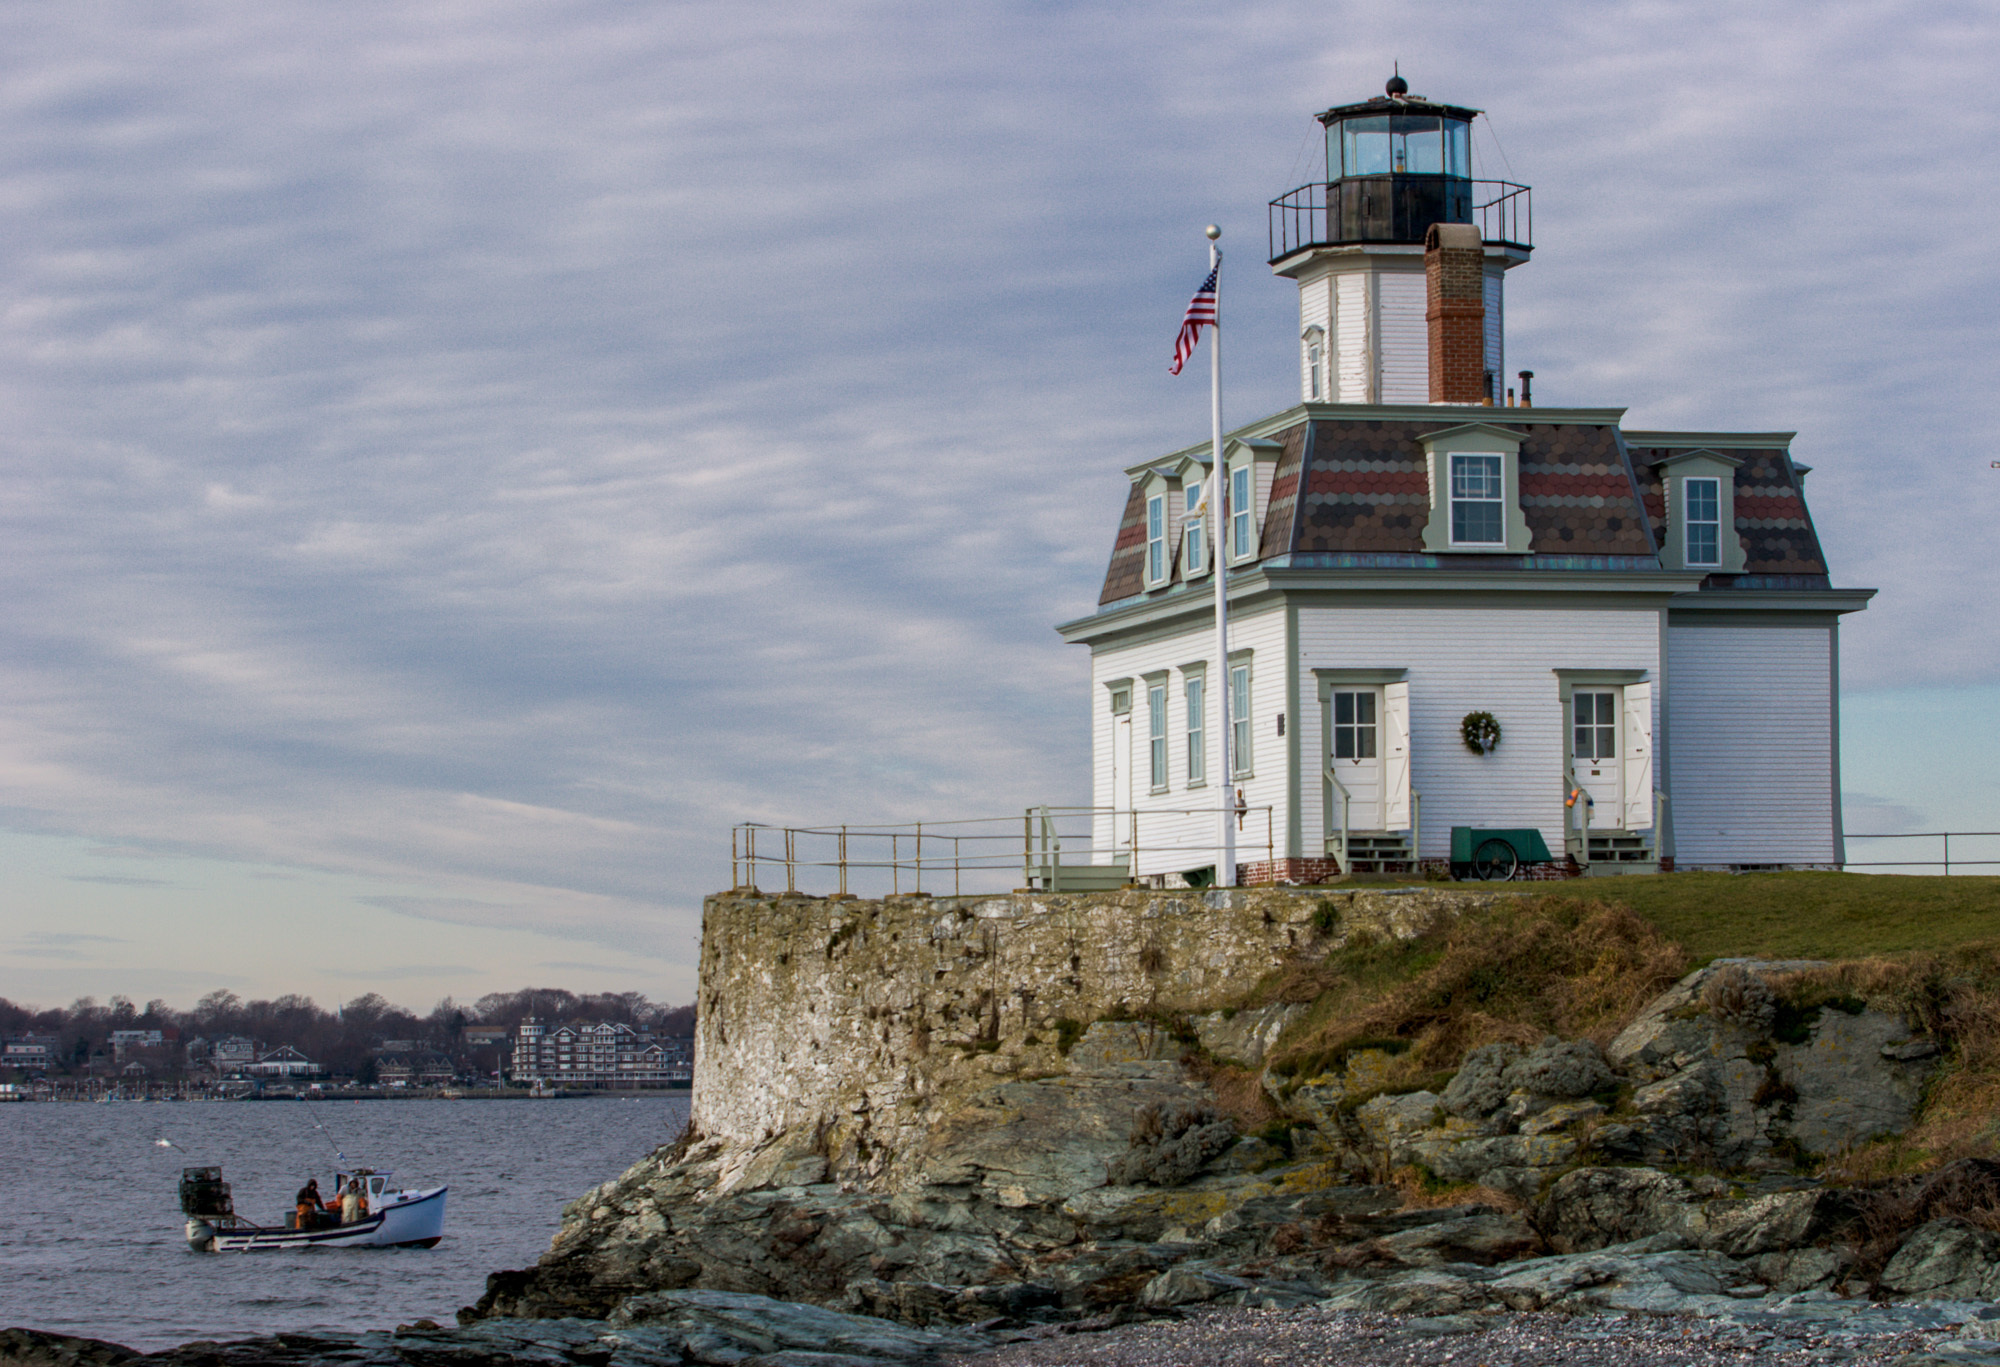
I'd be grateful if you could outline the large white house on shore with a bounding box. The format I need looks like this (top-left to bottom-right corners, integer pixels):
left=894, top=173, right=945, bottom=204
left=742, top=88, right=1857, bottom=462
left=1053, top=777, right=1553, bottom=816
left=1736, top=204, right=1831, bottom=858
left=1057, top=76, right=1872, bottom=884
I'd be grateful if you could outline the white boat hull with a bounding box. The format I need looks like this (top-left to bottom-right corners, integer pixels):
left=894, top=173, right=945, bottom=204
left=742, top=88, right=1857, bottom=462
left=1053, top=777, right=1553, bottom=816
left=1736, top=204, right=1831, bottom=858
left=188, top=1186, right=447, bottom=1251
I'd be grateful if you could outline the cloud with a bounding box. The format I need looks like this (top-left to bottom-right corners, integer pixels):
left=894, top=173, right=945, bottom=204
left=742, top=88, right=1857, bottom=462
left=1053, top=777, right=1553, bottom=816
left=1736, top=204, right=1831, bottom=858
left=11, top=931, right=127, bottom=960
left=0, top=1, right=1992, bottom=997
left=67, top=873, right=174, bottom=887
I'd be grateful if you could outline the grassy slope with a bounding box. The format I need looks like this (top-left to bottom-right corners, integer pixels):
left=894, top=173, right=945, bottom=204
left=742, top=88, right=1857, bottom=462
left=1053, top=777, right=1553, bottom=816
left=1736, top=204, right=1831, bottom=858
left=1534, top=872, right=2000, bottom=962
left=1255, top=873, right=2000, bottom=1177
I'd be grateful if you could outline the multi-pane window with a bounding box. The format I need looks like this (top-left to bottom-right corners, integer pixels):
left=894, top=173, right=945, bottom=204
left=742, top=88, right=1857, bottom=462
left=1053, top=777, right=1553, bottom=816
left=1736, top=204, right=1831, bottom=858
left=1684, top=477, right=1721, bottom=567
left=1307, top=342, right=1323, bottom=400
left=1450, top=454, right=1504, bottom=545
left=1573, top=692, right=1618, bottom=761
left=1230, top=664, right=1252, bottom=776
left=1332, top=690, right=1377, bottom=759
left=1185, top=677, right=1205, bottom=785
left=1148, top=684, right=1167, bottom=790
left=1184, top=483, right=1206, bottom=575
left=1145, top=494, right=1166, bottom=584
left=1230, top=466, right=1253, bottom=559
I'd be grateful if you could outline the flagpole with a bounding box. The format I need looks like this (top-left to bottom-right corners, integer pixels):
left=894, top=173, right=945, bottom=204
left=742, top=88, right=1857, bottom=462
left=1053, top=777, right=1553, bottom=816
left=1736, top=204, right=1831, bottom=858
left=1206, top=225, right=1234, bottom=889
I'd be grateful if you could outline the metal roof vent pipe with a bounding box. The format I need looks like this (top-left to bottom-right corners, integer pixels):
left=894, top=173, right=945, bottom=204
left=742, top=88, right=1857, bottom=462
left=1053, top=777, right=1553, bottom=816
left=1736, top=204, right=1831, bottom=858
left=1518, top=369, right=1535, bottom=408
left=1425, top=222, right=1487, bottom=404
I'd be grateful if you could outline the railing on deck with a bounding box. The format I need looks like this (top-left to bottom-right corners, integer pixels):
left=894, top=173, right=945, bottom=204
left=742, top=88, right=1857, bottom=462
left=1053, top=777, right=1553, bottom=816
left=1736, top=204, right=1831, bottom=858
left=1268, top=178, right=1531, bottom=261
left=1843, top=832, right=2000, bottom=875
left=730, top=805, right=1276, bottom=899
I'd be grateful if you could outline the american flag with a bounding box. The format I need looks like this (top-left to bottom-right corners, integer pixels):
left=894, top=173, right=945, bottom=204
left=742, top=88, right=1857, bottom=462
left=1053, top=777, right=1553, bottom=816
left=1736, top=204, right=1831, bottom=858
left=1168, top=264, right=1218, bottom=375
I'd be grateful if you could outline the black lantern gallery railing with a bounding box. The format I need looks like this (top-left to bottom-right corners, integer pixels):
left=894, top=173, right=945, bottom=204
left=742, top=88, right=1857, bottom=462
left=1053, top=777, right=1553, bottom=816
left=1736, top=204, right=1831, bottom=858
left=1268, top=179, right=1532, bottom=262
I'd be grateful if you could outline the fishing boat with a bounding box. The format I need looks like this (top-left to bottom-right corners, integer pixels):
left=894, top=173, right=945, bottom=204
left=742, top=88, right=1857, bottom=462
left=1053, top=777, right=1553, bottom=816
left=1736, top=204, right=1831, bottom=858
left=179, top=1165, right=446, bottom=1251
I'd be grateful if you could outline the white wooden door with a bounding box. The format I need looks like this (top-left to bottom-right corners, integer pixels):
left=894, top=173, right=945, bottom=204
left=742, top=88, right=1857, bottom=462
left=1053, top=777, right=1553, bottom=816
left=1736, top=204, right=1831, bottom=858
left=1330, top=688, right=1385, bottom=830
left=1570, top=690, right=1624, bottom=829
left=1111, top=713, right=1132, bottom=849
left=1622, top=682, right=1655, bottom=831
left=1383, top=682, right=1412, bottom=830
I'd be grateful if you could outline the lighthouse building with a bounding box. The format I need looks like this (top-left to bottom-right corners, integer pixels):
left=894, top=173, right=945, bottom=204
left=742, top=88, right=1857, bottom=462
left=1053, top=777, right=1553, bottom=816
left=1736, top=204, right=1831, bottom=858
left=1056, top=76, right=1872, bottom=882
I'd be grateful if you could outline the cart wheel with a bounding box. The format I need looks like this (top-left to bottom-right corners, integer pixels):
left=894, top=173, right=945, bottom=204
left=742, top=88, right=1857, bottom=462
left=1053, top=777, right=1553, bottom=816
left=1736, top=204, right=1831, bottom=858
left=1472, top=838, right=1520, bottom=882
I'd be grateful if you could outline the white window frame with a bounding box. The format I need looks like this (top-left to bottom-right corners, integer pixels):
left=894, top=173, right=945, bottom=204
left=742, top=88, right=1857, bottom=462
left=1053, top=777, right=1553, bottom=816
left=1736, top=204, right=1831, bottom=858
left=1229, top=662, right=1253, bottom=778
left=1147, top=682, right=1168, bottom=792
left=1183, top=482, right=1207, bottom=577
left=1449, top=453, right=1506, bottom=547
left=1684, top=475, right=1721, bottom=568
left=1229, top=464, right=1253, bottom=561
left=1184, top=674, right=1206, bottom=787
left=1144, top=493, right=1166, bottom=586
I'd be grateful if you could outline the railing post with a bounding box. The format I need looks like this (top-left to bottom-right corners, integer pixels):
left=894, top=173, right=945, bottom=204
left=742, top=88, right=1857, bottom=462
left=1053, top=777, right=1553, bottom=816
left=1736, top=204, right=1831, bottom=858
left=1023, top=809, right=1032, bottom=889
left=915, top=822, right=923, bottom=896
left=1945, top=831, right=1952, bottom=877
left=731, top=826, right=739, bottom=890
left=892, top=833, right=899, bottom=896
left=839, top=826, right=848, bottom=898
left=954, top=835, right=961, bottom=898
left=785, top=828, right=795, bottom=894
left=747, top=825, right=757, bottom=892
left=1412, top=792, right=1422, bottom=876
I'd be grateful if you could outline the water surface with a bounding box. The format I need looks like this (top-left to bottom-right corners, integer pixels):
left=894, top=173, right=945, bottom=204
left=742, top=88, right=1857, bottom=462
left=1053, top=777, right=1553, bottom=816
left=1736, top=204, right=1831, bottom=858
left=0, top=1095, right=687, bottom=1350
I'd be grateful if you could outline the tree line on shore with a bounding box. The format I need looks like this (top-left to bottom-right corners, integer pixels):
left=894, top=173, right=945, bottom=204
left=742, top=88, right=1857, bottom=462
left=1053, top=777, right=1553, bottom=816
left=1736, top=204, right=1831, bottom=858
left=0, top=986, right=695, bottom=1078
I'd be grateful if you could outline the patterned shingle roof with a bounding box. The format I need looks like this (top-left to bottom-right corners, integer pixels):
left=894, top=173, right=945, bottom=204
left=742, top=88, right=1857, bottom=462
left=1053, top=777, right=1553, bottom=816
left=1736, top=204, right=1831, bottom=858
left=1630, top=444, right=1828, bottom=586
left=1097, top=413, right=1835, bottom=605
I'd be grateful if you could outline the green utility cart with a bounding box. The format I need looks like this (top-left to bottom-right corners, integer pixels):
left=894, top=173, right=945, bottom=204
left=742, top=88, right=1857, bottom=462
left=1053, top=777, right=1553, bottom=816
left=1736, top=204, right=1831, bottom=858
left=1450, top=826, right=1556, bottom=881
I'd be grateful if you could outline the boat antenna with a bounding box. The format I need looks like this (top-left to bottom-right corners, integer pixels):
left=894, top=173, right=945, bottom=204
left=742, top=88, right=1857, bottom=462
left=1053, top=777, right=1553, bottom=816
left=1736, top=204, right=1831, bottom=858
left=298, top=1093, right=349, bottom=1167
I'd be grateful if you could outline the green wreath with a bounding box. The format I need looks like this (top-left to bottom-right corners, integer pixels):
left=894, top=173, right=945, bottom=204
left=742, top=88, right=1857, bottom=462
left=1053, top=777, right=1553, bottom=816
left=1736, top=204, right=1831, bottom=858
left=1461, top=711, right=1502, bottom=756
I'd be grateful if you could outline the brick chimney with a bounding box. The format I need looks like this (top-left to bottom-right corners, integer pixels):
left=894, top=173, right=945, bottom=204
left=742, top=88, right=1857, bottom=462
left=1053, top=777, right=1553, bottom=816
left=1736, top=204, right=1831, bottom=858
left=1425, top=222, right=1487, bottom=404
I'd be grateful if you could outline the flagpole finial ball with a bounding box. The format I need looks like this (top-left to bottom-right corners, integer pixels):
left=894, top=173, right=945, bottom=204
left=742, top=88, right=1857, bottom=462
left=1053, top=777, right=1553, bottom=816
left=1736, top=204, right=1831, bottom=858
left=1204, top=224, right=1221, bottom=240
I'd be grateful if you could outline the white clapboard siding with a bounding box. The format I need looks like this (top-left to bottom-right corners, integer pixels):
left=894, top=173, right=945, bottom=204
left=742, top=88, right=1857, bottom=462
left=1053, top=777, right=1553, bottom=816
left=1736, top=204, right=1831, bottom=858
left=1091, top=604, right=1288, bottom=877
left=1296, top=606, right=1662, bottom=861
left=1376, top=271, right=1429, bottom=404
left=1483, top=271, right=1504, bottom=401
left=1335, top=273, right=1371, bottom=402
left=1298, top=271, right=1334, bottom=402
left=1668, top=624, right=1835, bottom=865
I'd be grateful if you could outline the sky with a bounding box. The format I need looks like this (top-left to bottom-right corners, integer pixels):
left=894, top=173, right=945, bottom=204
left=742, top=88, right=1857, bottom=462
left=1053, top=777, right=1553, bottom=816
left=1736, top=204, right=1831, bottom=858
left=0, top=1, right=1996, bottom=1014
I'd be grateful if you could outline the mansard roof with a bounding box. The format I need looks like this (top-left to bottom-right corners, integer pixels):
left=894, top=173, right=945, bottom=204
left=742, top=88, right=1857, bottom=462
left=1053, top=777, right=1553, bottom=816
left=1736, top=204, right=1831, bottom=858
left=1095, top=406, right=1836, bottom=607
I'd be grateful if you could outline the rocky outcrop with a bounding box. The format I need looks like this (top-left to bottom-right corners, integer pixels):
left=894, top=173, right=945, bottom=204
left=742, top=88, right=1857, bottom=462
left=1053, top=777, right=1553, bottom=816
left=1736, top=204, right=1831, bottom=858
left=470, top=895, right=1965, bottom=1338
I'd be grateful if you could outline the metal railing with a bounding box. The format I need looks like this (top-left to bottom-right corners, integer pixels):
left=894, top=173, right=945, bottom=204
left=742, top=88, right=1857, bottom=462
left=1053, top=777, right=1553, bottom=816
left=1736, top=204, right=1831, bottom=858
left=1268, top=178, right=1531, bottom=261
left=730, top=805, right=1276, bottom=899
left=1843, top=832, right=2000, bottom=875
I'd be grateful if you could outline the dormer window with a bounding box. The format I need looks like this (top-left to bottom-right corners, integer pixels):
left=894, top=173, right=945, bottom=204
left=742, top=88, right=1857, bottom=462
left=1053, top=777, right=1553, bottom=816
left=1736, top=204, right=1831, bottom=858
left=1230, top=465, right=1253, bottom=559
left=1419, top=423, right=1531, bottom=555
left=1684, top=477, right=1721, bottom=567
left=1183, top=482, right=1207, bottom=576
left=1656, top=450, right=1746, bottom=574
left=1449, top=454, right=1504, bottom=546
left=1145, top=493, right=1167, bottom=586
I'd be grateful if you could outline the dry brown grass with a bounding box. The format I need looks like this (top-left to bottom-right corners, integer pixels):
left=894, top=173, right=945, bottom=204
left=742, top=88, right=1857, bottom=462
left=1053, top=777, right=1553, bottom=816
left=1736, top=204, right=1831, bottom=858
left=1384, top=1165, right=1525, bottom=1213
left=1186, top=1057, right=1280, bottom=1132
left=1262, top=896, right=1688, bottom=1084
left=1771, top=945, right=2000, bottom=1177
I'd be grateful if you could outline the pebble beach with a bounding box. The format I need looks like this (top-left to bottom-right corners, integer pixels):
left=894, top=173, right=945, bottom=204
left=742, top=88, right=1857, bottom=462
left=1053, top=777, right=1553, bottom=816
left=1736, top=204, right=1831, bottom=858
left=946, top=1306, right=1997, bottom=1367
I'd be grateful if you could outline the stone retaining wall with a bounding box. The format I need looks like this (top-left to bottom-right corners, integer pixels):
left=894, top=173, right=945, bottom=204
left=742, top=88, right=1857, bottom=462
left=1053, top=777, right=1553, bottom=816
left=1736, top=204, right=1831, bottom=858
left=693, top=886, right=1504, bottom=1177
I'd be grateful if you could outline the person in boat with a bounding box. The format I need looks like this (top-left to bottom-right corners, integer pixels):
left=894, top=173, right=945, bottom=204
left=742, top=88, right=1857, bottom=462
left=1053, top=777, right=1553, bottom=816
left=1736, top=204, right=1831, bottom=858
left=340, top=1177, right=363, bottom=1224
left=294, top=1178, right=323, bottom=1230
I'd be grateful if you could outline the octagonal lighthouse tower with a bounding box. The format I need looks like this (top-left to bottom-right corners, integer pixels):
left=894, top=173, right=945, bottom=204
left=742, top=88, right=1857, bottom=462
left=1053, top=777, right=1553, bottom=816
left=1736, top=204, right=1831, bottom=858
left=1269, top=73, right=1531, bottom=406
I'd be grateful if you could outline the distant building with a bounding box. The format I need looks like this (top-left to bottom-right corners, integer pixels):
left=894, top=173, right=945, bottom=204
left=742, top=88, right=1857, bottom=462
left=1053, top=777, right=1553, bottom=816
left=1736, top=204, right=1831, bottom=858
left=2, top=1036, right=56, bottom=1069
left=200, top=1035, right=259, bottom=1076
left=247, top=1044, right=320, bottom=1078
left=462, top=1025, right=510, bottom=1049
left=110, top=1028, right=179, bottom=1063
left=511, top=1019, right=690, bottom=1087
